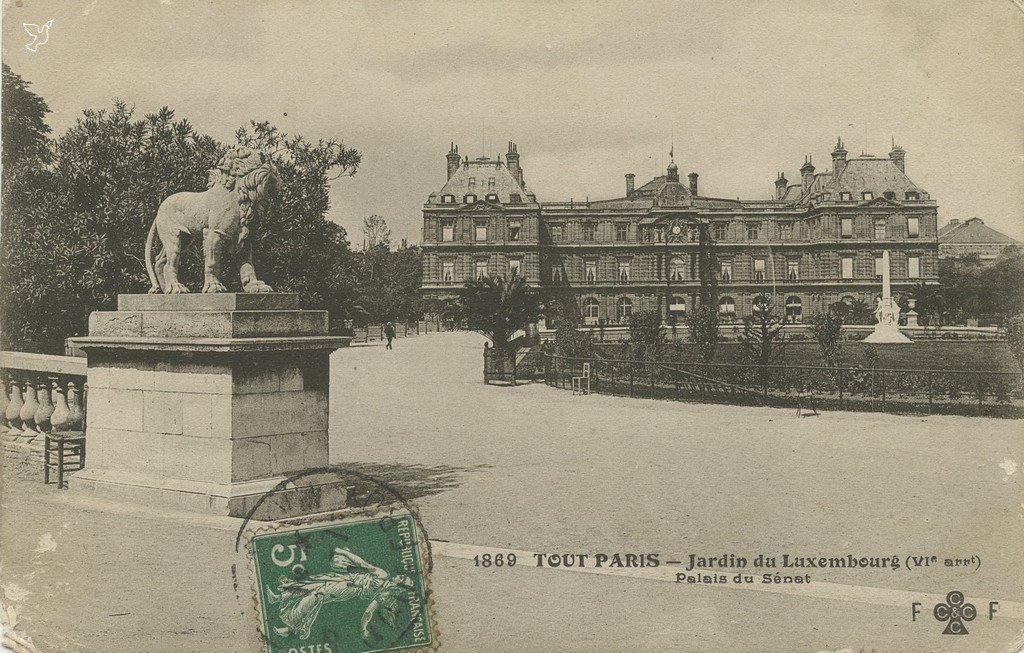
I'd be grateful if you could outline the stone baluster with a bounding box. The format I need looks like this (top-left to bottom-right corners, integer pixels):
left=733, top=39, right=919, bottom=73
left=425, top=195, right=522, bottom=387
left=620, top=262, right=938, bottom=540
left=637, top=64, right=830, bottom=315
left=50, top=379, right=71, bottom=432
left=5, top=379, right=24, bottom=435
left=18, top=377, right=39, bottom=440
left=66, top=381, right=85, bottom=432
left=0, top=375, right=8, bottom=430
left=34, top=376, right=55, bottom=434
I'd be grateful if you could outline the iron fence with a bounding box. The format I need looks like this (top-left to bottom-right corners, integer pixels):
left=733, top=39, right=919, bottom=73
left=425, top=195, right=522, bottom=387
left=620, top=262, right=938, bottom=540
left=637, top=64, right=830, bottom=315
left=543, top=354, right=1024, bottom=418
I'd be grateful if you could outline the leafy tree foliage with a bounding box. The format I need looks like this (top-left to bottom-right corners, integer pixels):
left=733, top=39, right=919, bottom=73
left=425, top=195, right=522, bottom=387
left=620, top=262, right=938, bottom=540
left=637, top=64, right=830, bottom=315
left=1, top=68, right=369, bottom=351
left=362, top=214, right=391, bottom=250
left=1, top=64, right=51, bottom=168
left=829, top=297, right=875, bottom=326
left=353, top=242, right=424, bottom=324
left=454, top=275, right=541, bottom=352
left=739, top=304, right=786, bottom=374
left=685, top=304, right=719, bottom=363
left=627, top=310, right=665, bottom=362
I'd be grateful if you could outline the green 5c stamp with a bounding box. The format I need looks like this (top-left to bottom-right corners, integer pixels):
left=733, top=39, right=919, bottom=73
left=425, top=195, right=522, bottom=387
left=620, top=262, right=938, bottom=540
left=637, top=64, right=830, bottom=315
left=248, top=513, right=434, bottom=653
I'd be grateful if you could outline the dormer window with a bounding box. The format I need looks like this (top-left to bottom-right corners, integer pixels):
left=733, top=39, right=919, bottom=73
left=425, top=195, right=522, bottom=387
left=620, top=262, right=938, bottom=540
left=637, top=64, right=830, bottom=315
left=862, top=191, right=874, bottom=201
left=839, top=192, right=852, bottom=201
left=464, top=194, right=477, bottom=203
left=485, top=193, right=499, bottom=202
left=441, top=194, right=456, bottom=204
left=509, top=193, right=522, bottom=203
left=883, top=191, right=895, bottom=200
left=905, top=191, right=919, bottom=201
left=488, top=177, right=496, bottom=190
left=468, top=177, right=476, bottom=192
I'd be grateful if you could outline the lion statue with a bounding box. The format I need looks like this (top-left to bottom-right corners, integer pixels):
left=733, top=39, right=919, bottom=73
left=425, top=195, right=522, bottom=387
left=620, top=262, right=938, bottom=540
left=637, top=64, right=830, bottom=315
left=145, top=146, right=280, bottom=294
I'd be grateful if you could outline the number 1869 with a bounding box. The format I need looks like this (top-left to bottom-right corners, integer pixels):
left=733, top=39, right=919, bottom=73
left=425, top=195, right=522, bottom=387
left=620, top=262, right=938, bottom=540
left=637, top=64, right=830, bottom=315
left=473, top=553, right=517, bottom=568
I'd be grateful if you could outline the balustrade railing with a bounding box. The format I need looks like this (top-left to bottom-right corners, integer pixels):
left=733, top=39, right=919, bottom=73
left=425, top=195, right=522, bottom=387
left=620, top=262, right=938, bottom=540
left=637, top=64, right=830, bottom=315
left=544, top=354, right=1024, bottom=418
left=1, top=351, right=88, bottom=460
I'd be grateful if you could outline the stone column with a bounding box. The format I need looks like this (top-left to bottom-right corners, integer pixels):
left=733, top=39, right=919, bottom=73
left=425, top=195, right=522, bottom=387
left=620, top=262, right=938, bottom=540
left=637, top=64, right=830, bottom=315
left=70, top=293, right=352, bottom=519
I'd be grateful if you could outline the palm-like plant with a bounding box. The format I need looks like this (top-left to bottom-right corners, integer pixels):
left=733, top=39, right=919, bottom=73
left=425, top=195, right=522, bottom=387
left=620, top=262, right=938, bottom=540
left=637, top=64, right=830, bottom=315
left=455, top=275, right=542, bottom=352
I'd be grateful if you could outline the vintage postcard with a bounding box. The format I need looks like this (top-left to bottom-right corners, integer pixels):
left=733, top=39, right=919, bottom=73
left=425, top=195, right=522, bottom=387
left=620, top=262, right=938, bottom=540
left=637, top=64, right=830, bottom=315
left=1, top=1, right=1022, bottom=652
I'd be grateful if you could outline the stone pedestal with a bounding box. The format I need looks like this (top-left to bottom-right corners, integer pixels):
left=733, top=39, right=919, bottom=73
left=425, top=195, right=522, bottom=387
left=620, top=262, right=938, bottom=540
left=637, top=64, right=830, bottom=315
left=70, top=293, right=352, bottom=520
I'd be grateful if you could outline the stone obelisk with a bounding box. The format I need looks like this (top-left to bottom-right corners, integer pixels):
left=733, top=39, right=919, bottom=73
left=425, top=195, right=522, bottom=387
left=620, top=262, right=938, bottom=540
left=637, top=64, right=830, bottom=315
left=863, top=250, right=913, bottom=344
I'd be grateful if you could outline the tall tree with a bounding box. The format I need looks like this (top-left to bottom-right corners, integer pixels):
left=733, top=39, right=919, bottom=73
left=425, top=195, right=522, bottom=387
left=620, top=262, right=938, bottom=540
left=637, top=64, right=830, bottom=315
left=1, top=64, right=52, bottom=168
left=454, top=275, right=541, bottom=351
left=362, top=214, right=391, bottom=250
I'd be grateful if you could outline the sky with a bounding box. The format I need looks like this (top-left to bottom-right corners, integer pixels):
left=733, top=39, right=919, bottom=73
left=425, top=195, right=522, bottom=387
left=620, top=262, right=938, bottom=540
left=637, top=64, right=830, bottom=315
left=3, top=0, right=1023, bottom=244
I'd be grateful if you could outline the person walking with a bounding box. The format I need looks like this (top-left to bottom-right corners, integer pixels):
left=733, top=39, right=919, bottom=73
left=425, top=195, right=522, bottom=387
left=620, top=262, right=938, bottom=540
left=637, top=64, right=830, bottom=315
left=384, top=322, right=396, bottom=350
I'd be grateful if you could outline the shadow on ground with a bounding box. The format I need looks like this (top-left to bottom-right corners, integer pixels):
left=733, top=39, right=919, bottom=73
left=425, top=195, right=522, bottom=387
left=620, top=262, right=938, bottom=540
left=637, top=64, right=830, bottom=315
left=334, top=460, right=491, bottom=507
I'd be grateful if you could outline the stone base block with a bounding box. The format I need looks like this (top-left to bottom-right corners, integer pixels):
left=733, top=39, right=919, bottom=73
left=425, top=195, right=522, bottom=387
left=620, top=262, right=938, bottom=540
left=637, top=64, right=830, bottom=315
left=71, top=468, right=349, bottom=520
left=863, top=325, right=914, bottom=344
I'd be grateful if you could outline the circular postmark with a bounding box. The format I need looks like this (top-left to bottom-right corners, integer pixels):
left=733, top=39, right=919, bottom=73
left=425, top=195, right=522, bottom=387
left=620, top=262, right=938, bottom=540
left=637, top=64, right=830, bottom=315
left=231, top=465, right=438, bottom=653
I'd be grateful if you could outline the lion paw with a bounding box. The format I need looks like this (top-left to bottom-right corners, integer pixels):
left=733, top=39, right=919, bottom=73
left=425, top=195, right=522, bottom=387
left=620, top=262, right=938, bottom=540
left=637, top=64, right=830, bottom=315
left=166, top=282, right=191, bottom=294
left=202, top=278, right=228, bottom=293
left=243, top=280, right=273, bottom=293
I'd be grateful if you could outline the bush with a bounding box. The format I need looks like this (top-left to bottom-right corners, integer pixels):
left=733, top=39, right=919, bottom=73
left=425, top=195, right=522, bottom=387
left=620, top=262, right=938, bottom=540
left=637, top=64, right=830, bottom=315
left=685, top=304, right=719, bottom=363
left=1006, top=314, right=1024, bottom=372
left=627, top=310, right=665, bottom=361
left=554, top=323, right=595, bottom=359
left=810, top=312, right=843, bottom=368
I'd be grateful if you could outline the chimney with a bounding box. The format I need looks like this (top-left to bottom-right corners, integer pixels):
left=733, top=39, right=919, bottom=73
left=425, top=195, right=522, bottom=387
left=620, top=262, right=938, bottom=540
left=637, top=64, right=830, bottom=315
left=948, top=218, right=960, bottom=228
left=505, top=141, right=522, bottom=187
left=800, top=155, right=815, bottom=193
left=889, top=138, right=906, bottom=173
left=774, top=172, right=788, bottom=200
left=688, top=172, right=699, bottom=197
left=446, top=143, right=460, bottom=180
left=625, top=173, right=635, bottom=197
left=831, top=137, right=848, bottom=181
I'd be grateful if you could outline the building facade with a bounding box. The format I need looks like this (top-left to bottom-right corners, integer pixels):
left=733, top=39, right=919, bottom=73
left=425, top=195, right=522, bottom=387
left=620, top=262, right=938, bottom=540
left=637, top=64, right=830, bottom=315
left=938, top=217, right=1020, bottom=261
left=421, top=138, right=940, bottom=325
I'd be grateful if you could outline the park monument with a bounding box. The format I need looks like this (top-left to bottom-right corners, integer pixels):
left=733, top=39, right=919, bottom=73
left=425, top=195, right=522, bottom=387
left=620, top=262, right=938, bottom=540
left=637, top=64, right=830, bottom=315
left=70, top=147, right=352, bottom=519
left=863, top=249, right=913, bottom=344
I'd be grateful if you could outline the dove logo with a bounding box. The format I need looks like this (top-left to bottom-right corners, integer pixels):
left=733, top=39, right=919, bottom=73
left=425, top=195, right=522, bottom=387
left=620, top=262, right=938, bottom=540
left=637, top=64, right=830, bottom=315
left=24, top=19, right=54, bottom=53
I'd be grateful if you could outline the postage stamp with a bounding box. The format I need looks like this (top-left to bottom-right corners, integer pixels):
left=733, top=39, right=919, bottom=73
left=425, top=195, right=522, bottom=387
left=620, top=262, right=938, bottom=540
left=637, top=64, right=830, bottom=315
left=247, top=511, right=434, bottom=653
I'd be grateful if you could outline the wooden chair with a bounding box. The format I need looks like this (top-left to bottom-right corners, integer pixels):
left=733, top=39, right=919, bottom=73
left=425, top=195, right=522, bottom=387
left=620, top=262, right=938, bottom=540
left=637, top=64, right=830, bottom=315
left=572, top=363, right=591, bottom=395
left=44, top=432, right=86, bottom=489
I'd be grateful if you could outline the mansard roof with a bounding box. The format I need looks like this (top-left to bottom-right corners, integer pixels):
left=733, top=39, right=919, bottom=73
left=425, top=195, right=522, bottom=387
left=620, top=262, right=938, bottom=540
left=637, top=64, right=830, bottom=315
left=428, top=156, right=536, bottom=204
left=586, top=174, right=742, bottom=210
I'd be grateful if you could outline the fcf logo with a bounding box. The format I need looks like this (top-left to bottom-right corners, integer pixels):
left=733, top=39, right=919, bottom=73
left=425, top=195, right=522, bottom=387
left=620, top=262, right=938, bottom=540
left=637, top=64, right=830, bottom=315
left=912, top=592, right=998, bottom=635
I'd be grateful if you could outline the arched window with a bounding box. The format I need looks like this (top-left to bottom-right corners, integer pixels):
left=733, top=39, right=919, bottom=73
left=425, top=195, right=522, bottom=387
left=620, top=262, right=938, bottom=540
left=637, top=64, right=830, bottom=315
left=669, top=295, right=687, bottom=314
left=752, top=295, right=770, bottom=316
left=785, top=295, right=802, bottom=323
left=616, top=297, right=633, bottom=323
left=718, top=296, right=736, bottom=321
left=583, top=298, right=600, bottom=322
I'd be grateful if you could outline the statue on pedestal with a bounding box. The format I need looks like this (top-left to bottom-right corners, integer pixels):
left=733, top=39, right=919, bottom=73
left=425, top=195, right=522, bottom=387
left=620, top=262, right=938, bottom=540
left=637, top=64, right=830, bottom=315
left=864, top=250, right=913, bottom=344
left=144, top=146, right=280, bottom=294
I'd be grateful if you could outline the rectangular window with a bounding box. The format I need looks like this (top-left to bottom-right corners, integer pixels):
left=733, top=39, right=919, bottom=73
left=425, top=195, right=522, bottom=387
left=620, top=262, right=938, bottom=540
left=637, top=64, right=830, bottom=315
left=747, top=222, right=760, bottom=240
left=508, top=259, right=521, bottom=277
left=874, top=218, right=886, bottom=240
left=779, top=222, right=792, bottom=241
left=875, top=255, right=885, bottom=277
left=509, top=193, right=522, bottom=203
left=839, top=191, right=852, bottom=201
left=583, top=222, right=596, bottom=241
left=441, top=220, right=455, bottom=242
left=841, top=217, right=854, bottom=238
left=862, top=191, right=874, bottom=201
left=441, top=261, right=454, bottom=283
left=908, top=256, right=921, bottom=278
left=615, top=223, right=629, bottom=242
left=509, top=221, right=521, bottom=241
left=488, top=177, right=496, bottom=190
left=907, top=217, right=920, bottom=238
left=669, top=256, right=686, bottom=281
left=475, top=260, right=488, bottom=280
left=468, top=177, right=476, bottom=192
left=713, top=222, right=728, bottom=241
left=549, top=224, right=564, bottom=241
left=787, top=259, right=799, bottom=280
left=719, top=260, right=733, bottom=282
left=584, top=260, right=597, bottom=283
left=753, top=258, right=766, bottom=282
left=841, top=257, right=854, bottom=279
left=474, top=220, right=487, bottom=242
left=551, top=266, right=563, bottom=282
left=617, top=261, right=630, bottom=282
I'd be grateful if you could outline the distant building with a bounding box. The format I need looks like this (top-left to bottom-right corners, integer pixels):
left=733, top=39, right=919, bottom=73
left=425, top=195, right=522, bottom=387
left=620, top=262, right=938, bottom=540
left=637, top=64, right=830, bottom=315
left=938, top=218, right=1020, bottom=261
left=421, top=138, right=940, bottom=325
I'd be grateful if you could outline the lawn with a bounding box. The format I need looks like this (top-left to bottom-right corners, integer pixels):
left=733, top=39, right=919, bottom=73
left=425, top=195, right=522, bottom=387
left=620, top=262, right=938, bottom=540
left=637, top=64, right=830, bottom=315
left=602, top=340, right=1019, bottom=372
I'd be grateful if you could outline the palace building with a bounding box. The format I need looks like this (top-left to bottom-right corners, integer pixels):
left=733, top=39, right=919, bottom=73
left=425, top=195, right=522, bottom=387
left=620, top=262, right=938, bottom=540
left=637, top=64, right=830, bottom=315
left=420, top=138, right=939, bottom=325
